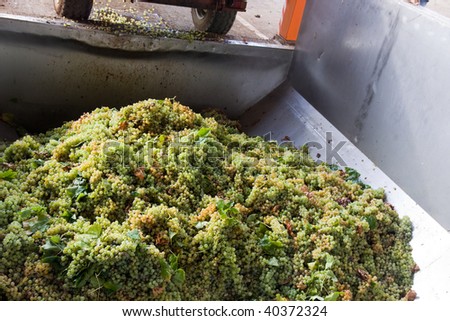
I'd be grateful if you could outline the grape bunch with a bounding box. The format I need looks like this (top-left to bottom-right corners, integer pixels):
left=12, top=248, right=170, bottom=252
left=0, top=98, right=416, bottom=300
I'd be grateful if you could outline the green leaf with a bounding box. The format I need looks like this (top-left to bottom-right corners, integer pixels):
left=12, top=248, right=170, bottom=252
left=196, top=128, right=211, bottom=144
left=73, top=177, right=87, bottom=186
left=87, top=224, right=102, bottom=238
left=66, top=186, right=78, bottom=198
left=325, top=254, right=334, bottom=270
left=168, top=230, right=177, bottom=240
left=73, top=240, right=91, bottom=249
left=309, top=295, right=324, bottom=301
left=75, top=265, right=97, bottom=288
left=257, top=222, right=270, bottom=236
left=31, top=159, right=45, bottom=169
left=50, top=235, right=61, bottom=244
left=19, top=209, right=33, bottom=220
left=197, top=128, right=211, bottom=138
left=172, top=268, right=186, bottom=288
left=364, top=215, right=378, bottom=230
left=324, top=292, right=342, bottom=301
left=41, top=255, right=60, bottom=264
left=345, top=167, right=370, bottom=189
left=168, top=254, right=178, bottom=270
left=61, top=210, right=76, bottom=222
left=41, top=237, right=65, bottom=268
left=345, top=167, right=361, bottom=182
left=326, top=270, right=338, bottom=283
left=23, top=213, right=50, bottom=234
left=259, top=235, right=283, bottom=254
left=76, top=192, right=87, bottom=202
left=268, top=257, right=280, bottom=267
left=74, top=227, right=101, bottom=248
left=216, top=200, right=228, bottom=218
left=246, top=214, right=259, bottom=224
left=67, top=176, right=90, bottom=201
left=42, top=241, right=61, bottom=255
left=103, top=280, right=121, bottom=292
left=229, top=207, right=239, bottom=215
left=127, top=229, right=140, bottom=240
left=328, top=164, right=340, bottom=171
left=159, top=259, right=172, bottom=281
left=0, top=169, right=17, bottom=181
left=19, top=205, right=46, bottom=220
left=89, top=275, right=103, bottom=288
left=219, top=212, right=228, bottom=220
left=216, top=200, right=238, bottom=220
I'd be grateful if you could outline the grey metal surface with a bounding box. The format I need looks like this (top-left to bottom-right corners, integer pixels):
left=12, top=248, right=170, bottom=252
left=0, top=120, right=18, bottom=141
left=291, top=0, right=450, bottom=230
left=0, top=13, right=292, bottom=132
left=240, top=83, right=450, bottom=300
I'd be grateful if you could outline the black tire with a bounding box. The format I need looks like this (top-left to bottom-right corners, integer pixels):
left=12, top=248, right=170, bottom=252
left=191, top=9, right=237, bottom=34
left=54, top=0, right=93, bottom=20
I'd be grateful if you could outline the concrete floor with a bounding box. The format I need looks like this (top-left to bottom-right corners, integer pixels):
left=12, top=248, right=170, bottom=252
left=146, top=1, right=285, bottom=41
left=0, top=0, right=285, bottom=42
left=1, top=1, right=450, bottom=41
left=428, top=0, right=450, bottom=16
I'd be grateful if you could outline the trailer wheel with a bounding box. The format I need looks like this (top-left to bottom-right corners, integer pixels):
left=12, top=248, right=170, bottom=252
left=54, top=0, right=93, bottom=20
left=191, top=9, right=237, bottom=34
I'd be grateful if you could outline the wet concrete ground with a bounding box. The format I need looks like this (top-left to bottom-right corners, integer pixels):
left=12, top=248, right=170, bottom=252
left=428, top=0, right=450, bottom=16
left=0, top=0, right=285, bottom=42
left=1, top=1, right=450, bottom=42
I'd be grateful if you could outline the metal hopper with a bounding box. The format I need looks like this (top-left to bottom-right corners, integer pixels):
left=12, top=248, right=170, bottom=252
left=1, top=0, right=449, bottom=300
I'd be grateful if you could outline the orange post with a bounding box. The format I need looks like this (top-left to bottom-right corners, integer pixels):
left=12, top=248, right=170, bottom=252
left=279, top=0, right=307, bottom=42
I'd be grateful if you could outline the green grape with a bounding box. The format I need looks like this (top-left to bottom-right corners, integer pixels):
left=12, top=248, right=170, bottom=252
left=0, top=98, right=415, bottom=301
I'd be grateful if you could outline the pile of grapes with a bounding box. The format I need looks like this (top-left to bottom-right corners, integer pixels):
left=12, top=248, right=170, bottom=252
left=0, top=99, right=415, bottom=300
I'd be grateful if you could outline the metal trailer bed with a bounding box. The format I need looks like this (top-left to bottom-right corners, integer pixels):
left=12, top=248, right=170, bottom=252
left=1, top=0, right=450, bottom=300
